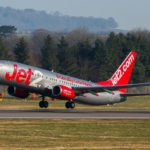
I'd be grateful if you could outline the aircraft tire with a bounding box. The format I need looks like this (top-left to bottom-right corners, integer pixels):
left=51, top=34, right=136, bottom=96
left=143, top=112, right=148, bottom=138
left=39, top=101, right=44, bottom=108
left=44, top=101, right=49, bottom=108
left=65, top=101, right=75, bottom=109
left=65, top=102, right=70, bottom=109
left=70, top=101, right=75, bottom=109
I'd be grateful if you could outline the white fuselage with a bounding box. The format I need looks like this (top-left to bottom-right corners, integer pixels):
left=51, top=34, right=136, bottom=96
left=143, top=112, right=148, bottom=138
left=0, top=60, right=126, bottom=105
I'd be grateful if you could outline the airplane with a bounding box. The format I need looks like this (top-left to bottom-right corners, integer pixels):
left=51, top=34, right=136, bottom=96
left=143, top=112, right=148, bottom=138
left=0, top=51, right=150, bottom=109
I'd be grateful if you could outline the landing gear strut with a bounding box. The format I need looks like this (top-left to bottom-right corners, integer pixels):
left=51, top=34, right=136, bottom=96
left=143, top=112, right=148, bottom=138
left=39, top=96, right=49, bottom=108
left=65, top=101, right=75, bottom=109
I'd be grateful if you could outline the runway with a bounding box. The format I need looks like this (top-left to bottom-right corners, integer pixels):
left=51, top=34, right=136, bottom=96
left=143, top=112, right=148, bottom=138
left=0, top=110, right=150, bottom=119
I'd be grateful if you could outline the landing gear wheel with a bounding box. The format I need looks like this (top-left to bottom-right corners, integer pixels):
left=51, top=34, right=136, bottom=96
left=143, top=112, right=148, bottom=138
left=39, top=101, right=44, bottom=108
left=65, top=102, right=70, bottom=109
left=43, top=101, right=49, bottom=108
left=70, top=101, right=75, bottom=109
left=65, top=101, right=75, bottom=109
left=39, top=100, right=49, bottom=108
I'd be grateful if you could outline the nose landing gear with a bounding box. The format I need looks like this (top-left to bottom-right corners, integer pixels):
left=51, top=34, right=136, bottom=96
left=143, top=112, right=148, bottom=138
left=39, top=96, right=49, bottom=108
left=65, top=101, right=75, bottom=109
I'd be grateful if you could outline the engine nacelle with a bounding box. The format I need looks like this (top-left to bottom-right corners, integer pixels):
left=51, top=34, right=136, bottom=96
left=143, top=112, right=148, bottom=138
left=7, top=86, right=29, bottom=99
left=52, top=85, right=75, bottom=99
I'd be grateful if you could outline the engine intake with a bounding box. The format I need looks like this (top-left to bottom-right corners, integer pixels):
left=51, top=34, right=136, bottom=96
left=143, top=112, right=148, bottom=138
left=52, top=85, right=75, bottom=99
left=7, top=86, right=29, bottom=99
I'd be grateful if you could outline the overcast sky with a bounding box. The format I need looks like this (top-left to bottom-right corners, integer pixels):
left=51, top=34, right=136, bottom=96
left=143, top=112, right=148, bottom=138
left=0, top=0, right=150, bottom=30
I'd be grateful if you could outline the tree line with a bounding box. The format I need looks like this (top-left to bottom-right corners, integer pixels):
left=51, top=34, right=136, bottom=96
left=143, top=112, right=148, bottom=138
left=0, top=26, right=150, bottom=83
left=0, top=7, right=118, bottom=31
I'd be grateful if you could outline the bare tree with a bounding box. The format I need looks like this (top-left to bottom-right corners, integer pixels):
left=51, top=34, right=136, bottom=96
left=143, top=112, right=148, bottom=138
left=30, top=29, right=51, bottom=67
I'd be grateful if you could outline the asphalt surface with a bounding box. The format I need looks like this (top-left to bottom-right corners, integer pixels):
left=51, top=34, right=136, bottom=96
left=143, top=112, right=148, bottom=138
left=0, top=110, right=150, bottom=119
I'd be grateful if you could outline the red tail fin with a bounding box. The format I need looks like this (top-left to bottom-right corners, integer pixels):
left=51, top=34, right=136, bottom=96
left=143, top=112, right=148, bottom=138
left=96, top=51, right=137, bottom=93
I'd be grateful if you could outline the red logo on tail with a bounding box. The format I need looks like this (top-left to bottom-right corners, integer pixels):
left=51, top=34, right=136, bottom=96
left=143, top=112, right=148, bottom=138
left=111, top=54, right=135, bottom=85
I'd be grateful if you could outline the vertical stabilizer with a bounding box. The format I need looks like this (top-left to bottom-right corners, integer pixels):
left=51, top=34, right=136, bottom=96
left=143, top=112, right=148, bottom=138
left=97, top=51, right=137, bottom=93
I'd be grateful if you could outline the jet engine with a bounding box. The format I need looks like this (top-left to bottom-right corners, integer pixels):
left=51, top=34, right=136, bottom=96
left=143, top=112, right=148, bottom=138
left=7, top=86, right=29, bottom=99
left=52, top=85, right=75, bottom=99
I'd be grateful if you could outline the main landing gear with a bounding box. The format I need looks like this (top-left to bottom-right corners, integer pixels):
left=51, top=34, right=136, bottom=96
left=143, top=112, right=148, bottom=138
left=39, top=96, right=75, bottom=109
left=39, top=96, right=49, bottom=108
left=65, top=101, right=75, bottom=109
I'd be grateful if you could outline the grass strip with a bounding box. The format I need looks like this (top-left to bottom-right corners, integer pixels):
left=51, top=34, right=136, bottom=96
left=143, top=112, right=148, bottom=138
left=0, top=119, right=150, bottom=149
left=0, top=96, right=150, bottom=110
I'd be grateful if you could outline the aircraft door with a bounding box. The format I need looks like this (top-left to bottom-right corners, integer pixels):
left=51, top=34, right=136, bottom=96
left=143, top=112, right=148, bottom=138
left=0, top=61, right=10, bottom=77
left=4, top=61, right=14, bottom=79
left=5, top=61, right=11, bottom=72
left=0, top=62, right=3, bottom=77
left=0, top=61, right=11, bottom=79
left=109, top=94, right=114, bottom=102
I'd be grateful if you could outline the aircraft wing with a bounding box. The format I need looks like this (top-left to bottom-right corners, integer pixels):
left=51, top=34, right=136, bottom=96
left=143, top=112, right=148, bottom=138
left=120, top=93, right=150, bottom=96
left=73, top=82, right=150, bottom=95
